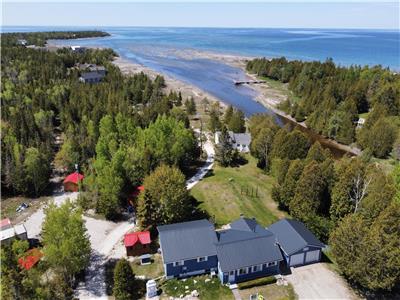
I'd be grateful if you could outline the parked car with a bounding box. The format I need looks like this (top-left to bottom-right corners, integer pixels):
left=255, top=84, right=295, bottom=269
left=16, top=203, right=29, bottom=213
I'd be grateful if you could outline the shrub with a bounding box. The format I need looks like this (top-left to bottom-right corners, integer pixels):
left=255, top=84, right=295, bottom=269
left=238, top=276, right=277, bottom=290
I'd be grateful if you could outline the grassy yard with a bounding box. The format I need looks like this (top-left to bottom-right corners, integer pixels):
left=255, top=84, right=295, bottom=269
left=160, top=275, right=233, bottom=300
left=239, top=283, right=297, bottom=300
left=1, top=195, right=51, bottom=222
left=191, top=155, right=287, bottom=227
left=130, top=253, right=164, bottom=279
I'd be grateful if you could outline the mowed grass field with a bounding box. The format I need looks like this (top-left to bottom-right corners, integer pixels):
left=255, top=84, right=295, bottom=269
left=191, top=155, right=287, bottom=227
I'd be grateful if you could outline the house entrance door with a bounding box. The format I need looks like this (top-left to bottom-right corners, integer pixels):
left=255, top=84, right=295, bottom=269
left=228, top=272, right=235, bottom=283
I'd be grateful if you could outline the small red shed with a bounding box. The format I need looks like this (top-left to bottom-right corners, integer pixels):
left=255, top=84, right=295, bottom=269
left=18, top=248, right=44, bottom=270
left=63, top=172, right=84, bottom=192
left=124, top=231, right=151, bottom=256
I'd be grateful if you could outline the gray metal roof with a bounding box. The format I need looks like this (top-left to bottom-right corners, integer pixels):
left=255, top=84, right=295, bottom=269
left=216, top=218, right=283, bottom=272
left=232, top=133, right=251, bottom=146
left=80, top=71, right=105, bottom=80
left=157, top=219, right=217, bottom=263
left=268, top=219, right=325, bottom=255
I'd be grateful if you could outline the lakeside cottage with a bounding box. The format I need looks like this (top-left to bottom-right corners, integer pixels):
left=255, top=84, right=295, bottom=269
left=215, top=131, right=251, bottom=153
left=157, top=217, right=324, bottom=285
left=79, top=71, right=105, bottom=83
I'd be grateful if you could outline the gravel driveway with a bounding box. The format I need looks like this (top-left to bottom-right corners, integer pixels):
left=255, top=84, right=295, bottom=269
left=285, top=263, right=359, bottom=300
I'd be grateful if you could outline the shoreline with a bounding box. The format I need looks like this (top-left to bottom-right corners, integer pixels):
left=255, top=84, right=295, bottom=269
left=47, top=41, right=360, bottom=156
left=112, top=56, right=226, bottom=110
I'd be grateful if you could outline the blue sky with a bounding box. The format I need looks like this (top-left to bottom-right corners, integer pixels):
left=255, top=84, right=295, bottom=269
left=2, top=1, right=399, bottom=29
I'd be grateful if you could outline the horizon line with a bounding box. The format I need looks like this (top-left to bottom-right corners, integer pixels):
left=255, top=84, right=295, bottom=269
left=2, top=25, right=399, bottom=31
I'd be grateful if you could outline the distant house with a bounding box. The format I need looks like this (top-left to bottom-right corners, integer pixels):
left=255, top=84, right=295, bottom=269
left=76, top=63, right=106, bottom=76
left=70, top=45, right=86, bottom=53
left=158, top=219, right=219, bottom=279
left=124, top=231, right=151, bottom=256
left=63, top=172, right=84, bottom=192
left=216, top=217, right=282, bottom=284
left=268, top=219, right=325, bottom=267
left=79, top=71, right=105, bottom=84
left=215, top=131, right=251, bottom=153
left=17, top=39, right=27, bottom=46
left=0, top=221, right=28, bottom=245
left=18, top=248, right=43, bottom=270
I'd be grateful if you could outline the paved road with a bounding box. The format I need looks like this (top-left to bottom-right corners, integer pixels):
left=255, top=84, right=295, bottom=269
left=285, top=263, right=358, bottom=299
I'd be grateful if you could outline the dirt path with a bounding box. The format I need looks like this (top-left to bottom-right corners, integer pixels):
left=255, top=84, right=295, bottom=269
left=187, top=134, right=215, bottom=190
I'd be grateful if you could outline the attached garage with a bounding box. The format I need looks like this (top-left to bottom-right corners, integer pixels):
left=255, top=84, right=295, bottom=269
left=268, top=219, right=325, bottom=268
left=305, top=250, right=320, bottom=263
left=289, top=253, right=304, bottom=266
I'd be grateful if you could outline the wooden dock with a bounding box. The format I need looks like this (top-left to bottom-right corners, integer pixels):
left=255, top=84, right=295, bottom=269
left=234, top=80, right=267, bottom=85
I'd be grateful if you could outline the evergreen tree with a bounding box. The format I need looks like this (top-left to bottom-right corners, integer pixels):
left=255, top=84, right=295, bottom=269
left=224, top=105, right=234, bottom=125
left=208, top=106, right=222, bottom=133
left=113, top=259, right=135, bottom=300
left=228, top=109, right=246, bottom=133
left=290, top=161, right=324, bottom=221
left=215, top=126, right=235, bottom=167
left=330, top=158, right=367, bottom=221
left=184, top=97, right=196, bottom=115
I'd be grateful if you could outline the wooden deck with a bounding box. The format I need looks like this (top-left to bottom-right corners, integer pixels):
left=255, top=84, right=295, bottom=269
left=234, top=80, right=267, bottom=85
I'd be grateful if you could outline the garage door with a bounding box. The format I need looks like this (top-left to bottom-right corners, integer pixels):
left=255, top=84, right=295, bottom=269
left=289, top=253, right=304, bottom=266
left=305, top=250, right=320, bottom=263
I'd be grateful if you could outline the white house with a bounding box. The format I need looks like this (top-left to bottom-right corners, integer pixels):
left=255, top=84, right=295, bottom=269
left=215, top=131, right=251, bottom=153
left=0, top=219, right=28, bottom=245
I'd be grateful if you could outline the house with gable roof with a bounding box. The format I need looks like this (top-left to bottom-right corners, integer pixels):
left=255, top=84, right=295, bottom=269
left=268, top=219, right=325, bottom=267
left=216, top=217, right=282, bottom=284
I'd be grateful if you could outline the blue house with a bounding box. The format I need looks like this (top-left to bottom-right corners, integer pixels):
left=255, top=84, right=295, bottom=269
left=216, top=217, right=283, bottom=284
left=268, top=219, right=325, bottom=267
left=158, top=219, right=218, bottom=279
left=158, top=217, right=324, bottom=285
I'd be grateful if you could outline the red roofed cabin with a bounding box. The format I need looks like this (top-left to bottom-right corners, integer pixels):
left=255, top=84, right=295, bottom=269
left=124, top=231, right=151, bottom=256
left=63, top=172, right=84, bottom=192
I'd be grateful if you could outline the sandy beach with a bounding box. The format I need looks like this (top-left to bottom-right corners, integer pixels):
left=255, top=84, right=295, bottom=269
left=112, top=56, right=225, bottom=109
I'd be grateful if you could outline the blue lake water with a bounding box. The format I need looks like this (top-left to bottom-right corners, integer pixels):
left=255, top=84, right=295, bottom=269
left=3, top=26, right=400, bottom=117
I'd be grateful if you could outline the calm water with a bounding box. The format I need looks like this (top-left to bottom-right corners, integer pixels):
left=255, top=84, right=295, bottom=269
left=3, top=26, right=399, bottom=156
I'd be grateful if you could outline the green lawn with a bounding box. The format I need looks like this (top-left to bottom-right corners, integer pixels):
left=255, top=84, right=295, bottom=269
left=239, top=283, right=297, bottom=300
left=160, top=275, right=233, bottom=300
left=130, top=253, right=164, bottom=279
left=191, top=155, right=287, bottom=227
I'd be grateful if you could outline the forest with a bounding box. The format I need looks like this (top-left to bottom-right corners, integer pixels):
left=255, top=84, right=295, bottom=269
left=1, top=31, right=198, bottom=214
left=248, top=113, right=400, bottom=294
left=2, top=31, right=109, bottom=47
left=246, top=57, right=400, bottom=158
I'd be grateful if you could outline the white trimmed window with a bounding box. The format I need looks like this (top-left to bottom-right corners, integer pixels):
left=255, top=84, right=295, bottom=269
left=197, top=256, right=208, bottom=262
left=239, top=268, right=248, bottom=275
left=252, top=265, right=259, bottom=272
left=173, top=261, right=184, bottom=267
